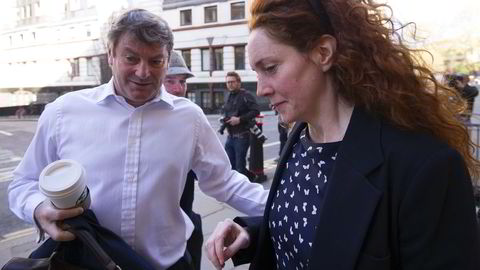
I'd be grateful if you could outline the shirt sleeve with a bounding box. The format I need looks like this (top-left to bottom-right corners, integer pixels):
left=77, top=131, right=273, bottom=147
left=191, top=109, right=268, bottom=216
left=8, top=101, right=60, bottom=224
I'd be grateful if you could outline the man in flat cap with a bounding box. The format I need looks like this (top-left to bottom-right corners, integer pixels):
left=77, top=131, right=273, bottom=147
left=164, top=51, right=202, bottom=270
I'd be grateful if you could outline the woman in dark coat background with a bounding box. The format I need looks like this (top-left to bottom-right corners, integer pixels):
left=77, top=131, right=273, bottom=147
left=205, top=0, right=480, bottom=269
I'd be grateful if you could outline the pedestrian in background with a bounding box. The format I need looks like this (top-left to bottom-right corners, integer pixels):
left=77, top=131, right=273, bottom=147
left=205, top=0, right=480, bottom=269
left=8, top=9, right=268, bottom=270
left=453, top=74, right=479, bottom=123
left=221, top=71, right=260, bottom=181
left=164, top=50, right=202, bottom=270
left=15, top=106, right=27, bottom=119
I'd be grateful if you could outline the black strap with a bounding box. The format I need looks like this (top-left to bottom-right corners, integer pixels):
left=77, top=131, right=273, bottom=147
left=70, top=229, right=121, bottom=270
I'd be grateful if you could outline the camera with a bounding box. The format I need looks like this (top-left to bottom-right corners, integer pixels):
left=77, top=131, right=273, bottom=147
left=217, top=116, right=267, bottom=143
left=218, top=117, right=230, bottom=135
left=446, top=74, right=464, bottom=88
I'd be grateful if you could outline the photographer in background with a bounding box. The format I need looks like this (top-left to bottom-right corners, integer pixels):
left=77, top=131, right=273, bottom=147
left=221, top=71, right=259, bottom=181
left=449, top=74, right=479, bottom=123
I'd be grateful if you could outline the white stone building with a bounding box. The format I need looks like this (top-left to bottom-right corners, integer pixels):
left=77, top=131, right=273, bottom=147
left=0, top=0, right=265, bottom=113
left=162, top=0, right=265, bottom=111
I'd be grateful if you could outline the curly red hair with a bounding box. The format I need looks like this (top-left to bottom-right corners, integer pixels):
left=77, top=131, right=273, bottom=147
left=249, top=0, right=479, bottom=180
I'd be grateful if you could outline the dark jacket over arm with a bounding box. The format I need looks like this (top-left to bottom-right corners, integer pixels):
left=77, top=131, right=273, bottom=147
left=231, top=216, right=264, bottom=266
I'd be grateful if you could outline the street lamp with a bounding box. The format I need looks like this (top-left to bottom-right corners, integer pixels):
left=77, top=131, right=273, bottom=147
left=206, top=36, right=215, bottom=111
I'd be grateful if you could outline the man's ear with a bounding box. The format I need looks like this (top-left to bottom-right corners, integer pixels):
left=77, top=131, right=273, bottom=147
left=107, top=46, right=114, bottom=67
left=310, top=35, right=337, bottom=72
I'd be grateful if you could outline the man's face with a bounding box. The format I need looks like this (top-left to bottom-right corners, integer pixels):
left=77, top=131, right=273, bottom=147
left=108, top=33, right=169, bottom=107
left=164, top=74, right=188, bottom=97
left=226, top=76, right=241, bottom=92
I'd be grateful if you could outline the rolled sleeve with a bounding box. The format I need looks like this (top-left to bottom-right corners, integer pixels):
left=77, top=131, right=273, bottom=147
left=192, top=109, right=268, bottom=216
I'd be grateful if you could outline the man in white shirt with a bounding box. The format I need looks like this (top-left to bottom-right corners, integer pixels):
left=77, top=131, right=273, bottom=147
left=8, top=9, right=268, bottom=270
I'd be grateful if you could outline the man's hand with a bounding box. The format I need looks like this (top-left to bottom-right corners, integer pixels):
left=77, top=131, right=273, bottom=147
left=34, top=200, right=84, bottom=241
left=204, top=218, right=250, bottom=269
left=226, top=116, right=241, bottom=126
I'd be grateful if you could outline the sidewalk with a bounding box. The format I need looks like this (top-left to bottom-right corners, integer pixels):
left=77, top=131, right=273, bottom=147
left=0, top=115, right=39, bottom=122
left=0, top=165, right=276, bottom=269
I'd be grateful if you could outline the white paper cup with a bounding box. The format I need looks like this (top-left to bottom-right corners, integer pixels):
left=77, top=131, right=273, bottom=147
left=39, top=159, right=91, bottom=209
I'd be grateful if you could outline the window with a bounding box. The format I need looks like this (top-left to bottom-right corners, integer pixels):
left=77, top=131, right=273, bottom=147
left=186, top=92, right=196, bottom=103
left=181, top=50, right=192, bottom=70
left=202, top=48, right=223, bottom=71
left=86, top=24, right=91, bottom=37
left=70, top=58, right=80, bottom=77
left=35, top=1, right=42, bottom=16
left=214, top=91, right=225, bottom=108
left=204, top=6, right=217, bottom=23
left=201, top=49, right=209, bottom=71
left=26, top=5, right=31, bottom=18
left=213, top=48, right=223, bottom=70
left=180, top=9, right=192, bottom=26
left=231, top=2, right=245, bottom=20
left=87, top=57, right=94, bottom=76
left=202, top=92, right=211, bottom=108
left=234, top=46, right=245, bottom=70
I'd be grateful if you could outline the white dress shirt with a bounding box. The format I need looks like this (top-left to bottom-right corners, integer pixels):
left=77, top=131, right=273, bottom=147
left=8, top=80, right=268, bottom=269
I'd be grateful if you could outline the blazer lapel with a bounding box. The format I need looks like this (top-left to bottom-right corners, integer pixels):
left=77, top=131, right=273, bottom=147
left=252, top=122, right=307, bottom=268
left=309, top=107, right=384, bottom=270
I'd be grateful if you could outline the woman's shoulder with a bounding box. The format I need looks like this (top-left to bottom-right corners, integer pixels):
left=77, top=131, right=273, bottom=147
left=380, top=121, right=458, bottom=166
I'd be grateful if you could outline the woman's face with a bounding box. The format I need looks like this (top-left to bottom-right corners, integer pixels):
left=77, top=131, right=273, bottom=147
left=247, top=28, right=330, bottom=124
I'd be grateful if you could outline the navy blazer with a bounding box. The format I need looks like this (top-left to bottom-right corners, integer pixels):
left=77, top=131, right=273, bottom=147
left=234, top=107, right=480, bottom=270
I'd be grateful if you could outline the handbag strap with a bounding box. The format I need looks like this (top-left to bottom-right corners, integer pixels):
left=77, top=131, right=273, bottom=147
left=70, top=229, right=121, bottom=270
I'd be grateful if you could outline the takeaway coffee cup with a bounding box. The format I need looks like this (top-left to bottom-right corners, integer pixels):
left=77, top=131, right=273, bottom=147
left=39, top=159, right=91, bottom=209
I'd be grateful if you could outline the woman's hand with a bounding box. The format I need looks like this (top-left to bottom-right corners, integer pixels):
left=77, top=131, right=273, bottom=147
left=34, top=200, right=84, bottom=241
left=205, top=218, right=250, bottom=269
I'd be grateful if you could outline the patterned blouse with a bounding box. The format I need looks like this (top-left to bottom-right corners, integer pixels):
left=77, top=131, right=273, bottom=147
left=268, top=127, right=341, bottom=270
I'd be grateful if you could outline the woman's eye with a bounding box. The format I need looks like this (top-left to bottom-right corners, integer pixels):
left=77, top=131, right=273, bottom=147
left=265, top=65, right=277, bottom=74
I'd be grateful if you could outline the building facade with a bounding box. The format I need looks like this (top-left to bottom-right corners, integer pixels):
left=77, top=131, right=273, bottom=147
left=0, top=0, right=116, bottom=107
left=0, top=0, right=267, bottom=113
left=162, top=0, right=267, bottom=112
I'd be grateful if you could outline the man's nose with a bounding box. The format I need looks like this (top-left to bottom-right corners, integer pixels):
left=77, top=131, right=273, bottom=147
left=135, top=61, right=150, bottom=78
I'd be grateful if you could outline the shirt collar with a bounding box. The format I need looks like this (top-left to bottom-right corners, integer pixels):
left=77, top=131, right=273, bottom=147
left=94, top=78, right=174, bottom=108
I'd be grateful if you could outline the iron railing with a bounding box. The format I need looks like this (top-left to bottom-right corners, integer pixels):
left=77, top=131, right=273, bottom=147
left=466, top=122, right=480, bottom=220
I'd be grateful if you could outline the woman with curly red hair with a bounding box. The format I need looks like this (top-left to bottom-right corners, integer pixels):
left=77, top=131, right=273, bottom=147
left=205, top=0, right=480, bottom=269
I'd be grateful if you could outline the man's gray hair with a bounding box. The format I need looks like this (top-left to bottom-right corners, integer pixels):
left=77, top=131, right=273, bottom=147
left=107, top=9, right=174, bottom=56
